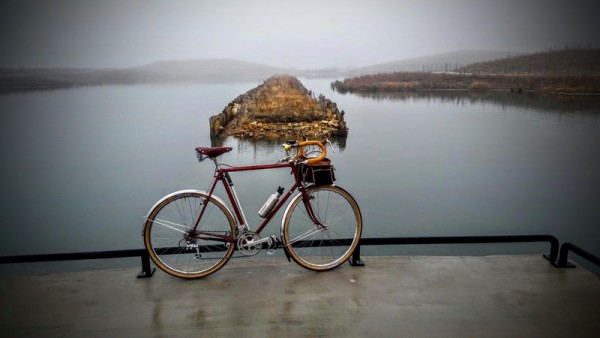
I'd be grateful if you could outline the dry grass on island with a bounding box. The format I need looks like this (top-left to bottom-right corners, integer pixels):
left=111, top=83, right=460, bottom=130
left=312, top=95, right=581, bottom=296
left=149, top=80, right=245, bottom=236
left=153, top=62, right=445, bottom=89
left=210, top=75, right=348, bottom=139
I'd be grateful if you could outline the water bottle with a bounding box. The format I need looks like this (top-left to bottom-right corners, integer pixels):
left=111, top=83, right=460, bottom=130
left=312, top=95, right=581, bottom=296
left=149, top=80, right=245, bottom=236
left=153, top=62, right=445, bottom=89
left=258, top=187, right=284, bottom=218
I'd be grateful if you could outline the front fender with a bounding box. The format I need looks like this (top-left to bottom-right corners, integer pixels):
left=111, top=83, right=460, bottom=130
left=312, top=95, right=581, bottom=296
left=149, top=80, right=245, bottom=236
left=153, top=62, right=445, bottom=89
left=280, top=191, right=304, bottom=240
left=279, top=191, right=305, bottom=262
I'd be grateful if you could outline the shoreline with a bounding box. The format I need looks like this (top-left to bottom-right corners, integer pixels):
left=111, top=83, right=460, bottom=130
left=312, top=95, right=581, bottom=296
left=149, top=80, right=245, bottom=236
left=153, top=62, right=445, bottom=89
left=332, top=72, right=600, bottom=96
left=339, top=87, right=600, bottom=96
left=2, top=75, right=599, bottom=97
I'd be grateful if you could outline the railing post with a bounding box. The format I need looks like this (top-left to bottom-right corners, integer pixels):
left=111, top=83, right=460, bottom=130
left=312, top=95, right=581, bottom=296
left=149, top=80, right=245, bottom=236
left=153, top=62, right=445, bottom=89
left=554, top=242, right=600, bottom=268
left=137, top=251, right=155, bottom=278
left=349, top=242, right=364, bottom=267
left=542, top=235, right=560, bottom=265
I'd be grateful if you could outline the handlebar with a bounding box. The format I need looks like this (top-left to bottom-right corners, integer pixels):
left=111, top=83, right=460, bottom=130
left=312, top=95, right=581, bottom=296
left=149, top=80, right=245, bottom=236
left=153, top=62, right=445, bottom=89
left=298, top=140, right=327, bottom=164
left=283, top=140, right=327, bottom=165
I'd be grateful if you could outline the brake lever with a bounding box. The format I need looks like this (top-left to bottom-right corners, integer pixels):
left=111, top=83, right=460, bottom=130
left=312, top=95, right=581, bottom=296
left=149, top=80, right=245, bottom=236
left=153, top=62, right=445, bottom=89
left=325, top=137, right=338, bottom=153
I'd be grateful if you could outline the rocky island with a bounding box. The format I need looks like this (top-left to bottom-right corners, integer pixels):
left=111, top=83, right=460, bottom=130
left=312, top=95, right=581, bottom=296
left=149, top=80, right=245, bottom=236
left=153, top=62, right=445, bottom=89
left=209, top=75, right=348, bottom=139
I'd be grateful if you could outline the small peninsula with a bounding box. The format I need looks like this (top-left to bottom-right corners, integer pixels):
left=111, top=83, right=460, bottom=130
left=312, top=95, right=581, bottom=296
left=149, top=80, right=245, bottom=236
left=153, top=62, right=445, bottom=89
left=209, top=75, right=348, bottom=139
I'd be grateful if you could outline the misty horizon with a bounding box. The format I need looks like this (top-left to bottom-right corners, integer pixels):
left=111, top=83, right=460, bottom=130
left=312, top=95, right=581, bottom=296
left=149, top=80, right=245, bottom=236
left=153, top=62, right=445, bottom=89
left=0, top=49, right=523, bottom=71
left=1, top=0, right=600, bottom=69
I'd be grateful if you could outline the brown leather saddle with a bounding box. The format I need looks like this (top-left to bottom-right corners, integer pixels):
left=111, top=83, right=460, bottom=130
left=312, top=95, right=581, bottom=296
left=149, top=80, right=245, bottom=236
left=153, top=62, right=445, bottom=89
left=195, top=146, right=233, bottom=159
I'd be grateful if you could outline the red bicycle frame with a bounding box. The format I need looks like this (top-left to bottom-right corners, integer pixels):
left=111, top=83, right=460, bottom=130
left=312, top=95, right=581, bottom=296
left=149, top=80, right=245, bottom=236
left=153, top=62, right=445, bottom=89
left=192, top=159, right=322, bottom=243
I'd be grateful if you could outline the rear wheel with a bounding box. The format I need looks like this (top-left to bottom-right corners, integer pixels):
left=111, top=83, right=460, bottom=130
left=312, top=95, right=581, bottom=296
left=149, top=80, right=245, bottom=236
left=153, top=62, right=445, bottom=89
left=143, top=191, right=236, bottom=279
left=282, top=185, right=362, bottom=271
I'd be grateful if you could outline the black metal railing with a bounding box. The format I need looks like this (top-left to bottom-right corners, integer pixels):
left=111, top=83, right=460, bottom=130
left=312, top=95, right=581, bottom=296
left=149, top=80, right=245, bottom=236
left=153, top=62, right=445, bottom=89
left=349, top=235, right=560, bottom=266
left=0, top=249, right=154, bottom=278
left=1, top=234, right=598, bottom=278
left=554, top=242, right=600, bottom=268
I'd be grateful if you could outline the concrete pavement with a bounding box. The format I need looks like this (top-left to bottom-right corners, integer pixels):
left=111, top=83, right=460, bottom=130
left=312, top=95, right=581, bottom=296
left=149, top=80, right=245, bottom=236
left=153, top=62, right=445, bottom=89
left=1, top=255, right=599, bottom=337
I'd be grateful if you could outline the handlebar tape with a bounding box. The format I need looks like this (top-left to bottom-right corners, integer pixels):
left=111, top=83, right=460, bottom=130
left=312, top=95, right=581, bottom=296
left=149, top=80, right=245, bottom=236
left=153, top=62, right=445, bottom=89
left=297, top=140, right=327, bottom=165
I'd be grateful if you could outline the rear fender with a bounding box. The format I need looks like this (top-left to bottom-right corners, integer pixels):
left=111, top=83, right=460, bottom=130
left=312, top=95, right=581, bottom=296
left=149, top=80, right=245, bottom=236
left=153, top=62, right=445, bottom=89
left=142, top=189, right=236, bottom=236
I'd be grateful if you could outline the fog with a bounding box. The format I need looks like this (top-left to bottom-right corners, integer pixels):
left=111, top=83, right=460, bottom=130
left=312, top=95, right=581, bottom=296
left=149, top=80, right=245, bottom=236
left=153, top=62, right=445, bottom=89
left=1, top=0, right=599, bottom=69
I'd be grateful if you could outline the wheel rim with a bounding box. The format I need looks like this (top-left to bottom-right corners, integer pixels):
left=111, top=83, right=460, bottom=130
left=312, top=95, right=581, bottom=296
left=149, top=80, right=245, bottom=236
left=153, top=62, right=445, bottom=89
left=284, top=186, right=361, bottom=270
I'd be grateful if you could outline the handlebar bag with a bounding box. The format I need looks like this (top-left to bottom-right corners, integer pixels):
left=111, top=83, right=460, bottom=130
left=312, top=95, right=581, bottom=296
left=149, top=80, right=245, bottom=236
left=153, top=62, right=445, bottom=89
left=301, top=159, right=336, bottom=186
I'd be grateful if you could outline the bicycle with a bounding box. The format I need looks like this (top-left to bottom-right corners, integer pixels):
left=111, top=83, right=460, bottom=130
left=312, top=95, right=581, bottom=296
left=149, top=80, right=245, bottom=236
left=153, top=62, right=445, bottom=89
left=143, top=139, right=362, bottom=279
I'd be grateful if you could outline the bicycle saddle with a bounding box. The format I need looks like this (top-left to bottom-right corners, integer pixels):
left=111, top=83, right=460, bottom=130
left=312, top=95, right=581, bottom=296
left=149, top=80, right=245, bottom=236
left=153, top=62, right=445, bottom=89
left=195, top=146, right=233, bottom=158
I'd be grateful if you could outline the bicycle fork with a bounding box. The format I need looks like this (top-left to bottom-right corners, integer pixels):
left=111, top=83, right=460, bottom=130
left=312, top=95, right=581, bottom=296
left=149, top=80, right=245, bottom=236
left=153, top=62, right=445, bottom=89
left=302, top=190, right=327, bottom=229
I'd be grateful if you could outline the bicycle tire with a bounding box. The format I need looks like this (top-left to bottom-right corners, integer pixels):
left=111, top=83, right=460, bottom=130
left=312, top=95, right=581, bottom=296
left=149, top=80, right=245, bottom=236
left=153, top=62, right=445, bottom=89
left=143, top=190, right=236, bottom=279
left=282, top=185, right=362, bottom=271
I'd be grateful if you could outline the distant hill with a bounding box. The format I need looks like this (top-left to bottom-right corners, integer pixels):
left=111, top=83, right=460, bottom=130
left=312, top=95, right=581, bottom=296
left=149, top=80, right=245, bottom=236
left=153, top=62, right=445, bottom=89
left=0, top=59, right=290, bottom=90
left=104, top=59, right=292, bottom=84
left=458, top=48, right=600, bottom=75
left=4, top=49, right=598, bottom=91
left=132, top=58, right=288, bottom=82
left=350, top=50, right=514, bottom=75
left=332, top=48, right=600, bottom=95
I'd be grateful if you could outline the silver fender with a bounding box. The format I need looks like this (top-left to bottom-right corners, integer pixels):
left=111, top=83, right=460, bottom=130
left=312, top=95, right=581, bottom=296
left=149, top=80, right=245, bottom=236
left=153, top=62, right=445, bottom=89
left=143, top=189, right=236, bottom=234
left=280, top=191, right=304, bottom=242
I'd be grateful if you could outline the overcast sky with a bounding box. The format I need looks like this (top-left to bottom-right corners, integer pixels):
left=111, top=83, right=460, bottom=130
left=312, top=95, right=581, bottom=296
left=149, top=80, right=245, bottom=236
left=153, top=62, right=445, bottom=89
left=1, top=0, right=599, bottom=69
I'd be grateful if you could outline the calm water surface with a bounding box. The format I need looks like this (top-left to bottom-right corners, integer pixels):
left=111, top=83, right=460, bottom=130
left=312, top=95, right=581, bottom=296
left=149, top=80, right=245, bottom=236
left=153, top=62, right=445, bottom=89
left=1, top=80, right=599, bottom=274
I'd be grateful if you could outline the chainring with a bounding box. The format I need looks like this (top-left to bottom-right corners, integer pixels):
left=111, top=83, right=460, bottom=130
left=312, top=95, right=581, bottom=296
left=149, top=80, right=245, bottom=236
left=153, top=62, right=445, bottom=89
left=237, top=231, right=262, bottom=256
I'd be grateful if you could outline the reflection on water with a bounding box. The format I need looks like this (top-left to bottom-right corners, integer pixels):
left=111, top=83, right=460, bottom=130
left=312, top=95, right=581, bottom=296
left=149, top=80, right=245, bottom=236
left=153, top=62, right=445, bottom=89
left=210, top=136, right=347, bottom=157
left=336, top=89, right=600, bottom=115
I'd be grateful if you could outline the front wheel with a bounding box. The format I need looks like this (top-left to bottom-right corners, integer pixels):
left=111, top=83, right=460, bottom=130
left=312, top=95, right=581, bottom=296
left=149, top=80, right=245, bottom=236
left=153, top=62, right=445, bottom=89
left=143, top=191, right=236, bottom=279
left=282, top=185, right=362, bottom=271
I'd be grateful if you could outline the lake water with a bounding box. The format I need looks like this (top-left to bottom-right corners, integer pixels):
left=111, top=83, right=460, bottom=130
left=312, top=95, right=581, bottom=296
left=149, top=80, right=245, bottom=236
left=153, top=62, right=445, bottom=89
left=1, top=80, right=599, bottom=274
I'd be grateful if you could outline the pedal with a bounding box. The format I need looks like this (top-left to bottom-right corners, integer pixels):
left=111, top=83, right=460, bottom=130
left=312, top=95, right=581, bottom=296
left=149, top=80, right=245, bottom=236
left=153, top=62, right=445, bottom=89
left=266, top=235, right=281, bottom=255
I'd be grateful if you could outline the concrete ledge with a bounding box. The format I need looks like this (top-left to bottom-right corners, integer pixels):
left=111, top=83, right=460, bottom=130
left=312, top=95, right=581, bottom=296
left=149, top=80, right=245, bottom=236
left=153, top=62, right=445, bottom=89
left=1, top=255, right=599, bottom=337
